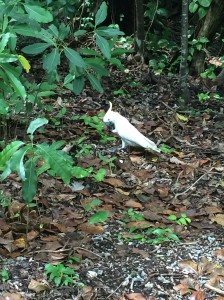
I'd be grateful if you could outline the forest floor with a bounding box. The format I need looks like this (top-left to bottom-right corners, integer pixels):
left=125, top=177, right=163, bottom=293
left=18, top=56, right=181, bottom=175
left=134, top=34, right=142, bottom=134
left=1, top=60, right=224, bottom=300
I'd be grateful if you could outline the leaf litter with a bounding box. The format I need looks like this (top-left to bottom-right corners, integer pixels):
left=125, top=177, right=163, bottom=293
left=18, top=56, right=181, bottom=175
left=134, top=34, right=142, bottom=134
left=0, top=64, right=224, bottom=300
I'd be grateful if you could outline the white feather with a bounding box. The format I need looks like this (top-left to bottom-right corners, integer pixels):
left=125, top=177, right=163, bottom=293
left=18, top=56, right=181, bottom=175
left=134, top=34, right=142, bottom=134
left=103, top=102, right=160, bottom=152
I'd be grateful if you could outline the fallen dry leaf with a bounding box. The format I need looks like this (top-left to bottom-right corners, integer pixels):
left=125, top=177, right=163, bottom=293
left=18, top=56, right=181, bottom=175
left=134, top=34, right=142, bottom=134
left=125, top=292, right=147, bottom=300
left=178, top=260, right=198, bottom=274
left=104, top=178, right=128, bottom=188
left=132, top=247, right=149, bottom=258
left=124, top=199, right=143, bottom=209
left=78, top=223, right=104, bottom=234
left=174, top=278, right=197, bottom=295
left=2, top=293, right=25, bottom=300
left=211, top=214, right=224, bottom=226
left=28, top=279, right=49, bottom=293
left=189, top=290, right=204, bottom=300
left=126, top=220, right=154, bottom=229
left=214, top=249, right=224, bottom=260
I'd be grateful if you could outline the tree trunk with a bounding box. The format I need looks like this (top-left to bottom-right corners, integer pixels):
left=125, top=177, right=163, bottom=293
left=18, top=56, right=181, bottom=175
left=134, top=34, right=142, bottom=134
left=135, top=0, right=144, bottom=56
left=190, top=0, right=224, bottom=74
left=179, top=0, right=190, bottom=102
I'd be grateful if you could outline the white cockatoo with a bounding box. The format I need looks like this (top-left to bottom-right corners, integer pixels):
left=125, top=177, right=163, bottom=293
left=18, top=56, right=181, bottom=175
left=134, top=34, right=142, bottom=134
left=103, top=102, right=160, bottom=152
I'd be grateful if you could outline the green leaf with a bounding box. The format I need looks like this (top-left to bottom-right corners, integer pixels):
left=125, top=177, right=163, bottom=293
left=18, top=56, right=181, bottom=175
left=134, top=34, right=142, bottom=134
left=36, top=144, right=73, bottom=183
left=43, top=48, right=60, bottom=73
left=22, top=43, right=51, bottom=55
left=3, top=67, right=26, bottom=100
left=93, top=168, right=106, bottom=181
left=48, top=24, right=59, bottom=37
left=0, top=33, right=10, bottom=53
left=198, top=0, right=212, bottom=7
left=80, top=48, right=101, bottom=56
left=95, top=1, right=107, bottom=26
left=22, top=159, right=37, bottom=203
left=189, top=2, right=198, bottom=13
left=27, top=118, right=48, bottom=139
left=0, top=53, right=18, bottom=63
left=64, top=47, right=86, bottom=68
left=10, top=147, right=29, bottom=181
left=198, top=7, right=207, bottom=19
left=0, top=141, right=24, bottom=171
left=87, top=73, right=104, bottom=93
left=24, top=4, right=53, bottom=23
left=0, top=99, right=9, bottom=115
left=95, top=34, right=111, bottom=58
left=71, top=166, right=91, bottom=179
left=13, top=25, right=40, bottom=37
left=176, top=113, right=189, bottom=122
left=74, top=29, right=87, bottom=37
left=73, top=76, right=85, bottom=95
left=96, top=27, right=124, bottom=37
left=89, top=63, right=108, bottom=76
left=89, top=210, right=109, bottom=224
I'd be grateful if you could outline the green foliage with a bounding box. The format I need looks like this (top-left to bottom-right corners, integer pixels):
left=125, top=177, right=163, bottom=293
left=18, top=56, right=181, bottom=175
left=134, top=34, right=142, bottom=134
left=89, top=210, right=109, bottom=224
left=85, top=198, right=102, bottom=212
left=168, top=213, right=191, bottom=226
left=189, top=0, right=212, bottom=19
left=45, top=263, right=79, bottom=287
left=98, top=153, right=117, bottom=174
left=125, top=208, right=145, bottom=222
left=1, top=269, right=9, bottom=283
left=188, top=37, right=209, bottom=61
left=197, top=92, right=210, bottom=102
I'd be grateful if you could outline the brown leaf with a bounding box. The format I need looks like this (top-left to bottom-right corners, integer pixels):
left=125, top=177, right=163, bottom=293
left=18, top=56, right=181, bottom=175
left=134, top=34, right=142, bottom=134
left=104, top=178, right=128, bottom=188
left=28, top=279, right=49, bottom=293
left=27, top=230, right=39, bottom=242
left=78, top=223, right=104, bottom=234
left=174, top=278, right=196, bottom=295
left=115, top=188, right=130, bottom=195
left=178, top=260, right=198, bottom=274
left=211, top=214, right=224, bottom=226
left=124, top=199, right=143, bottom=209
left=2, top=293, right=25, bottom=300
left=126, top=220, right=154, bottom=229
left=132, top=248, right=149, bottom=258
left=189, top=290, right=204, bottom=300
left=205, top=206, right=222, bottom=215
left=14, top=237, right=26, bottom=249
left=125, top=292, right=147, bottom=300
left=214, top=249, right=224, bottom=260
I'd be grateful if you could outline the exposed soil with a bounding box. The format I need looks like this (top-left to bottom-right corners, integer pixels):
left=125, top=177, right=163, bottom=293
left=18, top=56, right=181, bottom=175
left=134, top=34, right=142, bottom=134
left=1, top=61, right=224, bottom=300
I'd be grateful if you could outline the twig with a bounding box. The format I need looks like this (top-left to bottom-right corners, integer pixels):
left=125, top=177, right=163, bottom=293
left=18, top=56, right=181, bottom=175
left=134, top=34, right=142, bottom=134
left=174, top=166, right=214, bottom=198
left=205, top=283, right=224, bottom=296
left=106, top=280, right=126, bottom=298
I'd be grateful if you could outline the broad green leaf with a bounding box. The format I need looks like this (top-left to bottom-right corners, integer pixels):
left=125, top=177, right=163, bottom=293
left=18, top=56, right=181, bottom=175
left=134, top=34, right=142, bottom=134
left=199, top=37, right=209, bottom=43
left=95, top=1, right=107, bottom=26
left=36, top=144, right=73, bottom=183
left=24, top=4, right=53, bottom=23
left=73, top=76, right=85, bottom=95
left=0, top=53, right=18, bottom=63
left=0, top=99, right=8, bottom=115
left=0, top=141, right=24, bottom=171
left=0, top=33, right=10, bottom=52
left=93, top=168, right=106, bottom=181
left=96, top=27, right=124, bottom=37
left=80, top=48, right=101, bottom=56
left=74, top=29, right=87, bottom=37
left=89, top=211, right=109, bottom=224
left=95, top=34, right=111, bottom=58
left=22, top=43, right=51, bottom=55
left=38, top=29, right=55, bottom=45
left=64, top=73, right=74, bottom=85
left=3, top=67, right=26, bottom=99
left=89, top=63, right=108, bottom=76
left=198, top=0, right=212, bottom=7
left=43, top=48, right=60, bottom=73
left=71, top=166, right=91, bottom=179
left=64, top=47, right=86, bottom=68
left=22, top=159, right=37, bottom=203
left=87, top=73, right=104, bottom=93
left=176, top=113, right=189, bottom=122
left=10, top=146, right=29, bottom=180
left=198, top=7, right=207, bottom=19
left=189, top=2, right=198, bottom=13
left=13, top=25, right=40, bottom=37
left=48, top=24, right=59, bottom=37
left=27, top=118, right=48, bottom=138
left=17, top=55, right=31, bottom=73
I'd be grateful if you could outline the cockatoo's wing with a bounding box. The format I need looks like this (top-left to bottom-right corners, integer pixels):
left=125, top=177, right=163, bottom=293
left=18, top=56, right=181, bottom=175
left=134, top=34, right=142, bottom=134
left=114, top=115, right=160, bottom=152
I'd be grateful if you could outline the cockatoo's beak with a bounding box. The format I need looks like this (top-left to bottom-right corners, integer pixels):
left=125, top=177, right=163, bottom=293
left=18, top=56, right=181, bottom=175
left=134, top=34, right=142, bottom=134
left=105, top=121, right=115, bottom=130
